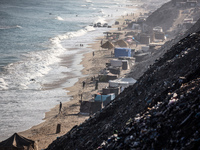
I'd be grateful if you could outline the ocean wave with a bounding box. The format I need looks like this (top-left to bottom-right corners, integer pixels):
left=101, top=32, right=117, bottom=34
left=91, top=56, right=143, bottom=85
left=0, top=78, right=8, bottom=90
left=94, top=16, right=107, bottom=24
left=0, top=25, right=96, bottom=91
left=86, top=0, right=92, bottom=3
left=0, top=25, right=22, bottom=30
left=51, top=25, right=95, bottom=42
left=55, top=16, right=64, bottom=21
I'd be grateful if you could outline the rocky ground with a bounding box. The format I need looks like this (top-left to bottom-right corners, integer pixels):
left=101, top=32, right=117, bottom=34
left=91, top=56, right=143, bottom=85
left=46, top=18, right=200, bottom=150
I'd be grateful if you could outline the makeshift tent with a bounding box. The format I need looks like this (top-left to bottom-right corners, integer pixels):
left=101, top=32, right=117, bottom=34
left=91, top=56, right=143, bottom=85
left=140, top=35, right=150, bottom=45
left=110, top=59, right=122, bottom=67
left=101, top=41, right=114, bottom=49
left=107, top=93, right=115, bottom=101
left=0, top=133, right=37, bottom=150
left=95, top=94, right=115, bottom=106
left=118, top=57, right=135, bottom=68
left=107, top=66, right=120, bottom=75
left=98, top=73, right=118, bottom=82
left=122, top=60, right=129, bottom=70
left=102, top=87, right=120, bottom=96
left=115, top=40, right=129, bottom=47
left=114, top=48, right=131, bottom=58
left=109, top=78, right=137, bottom=88
left=95, top=94, right=111, bottom=102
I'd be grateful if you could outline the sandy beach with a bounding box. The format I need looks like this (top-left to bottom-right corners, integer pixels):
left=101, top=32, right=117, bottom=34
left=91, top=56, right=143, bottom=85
left=18, top=4, right=148, bottom=150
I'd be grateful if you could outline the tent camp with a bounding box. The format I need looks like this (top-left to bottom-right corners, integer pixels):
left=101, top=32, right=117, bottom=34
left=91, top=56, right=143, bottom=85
left=0, top=133, right=37, bottom=150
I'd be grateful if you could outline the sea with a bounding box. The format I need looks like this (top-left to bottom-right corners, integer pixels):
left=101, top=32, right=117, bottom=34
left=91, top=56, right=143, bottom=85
left=0, top=0, right=137, bottom=140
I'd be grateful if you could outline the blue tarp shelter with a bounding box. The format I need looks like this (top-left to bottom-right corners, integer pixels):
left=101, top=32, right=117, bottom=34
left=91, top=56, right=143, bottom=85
left=114, top=48, right=131, bottom=58
left=95, top=94, right=115, bottom=106
left=107, top=93, right=115, bottom=100
left=95, top=94, right=115, bottom=101
left=95, top=95, right=111, bottom=101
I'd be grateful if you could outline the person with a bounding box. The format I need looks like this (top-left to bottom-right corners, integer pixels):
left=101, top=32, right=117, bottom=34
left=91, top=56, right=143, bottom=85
left=59, top=102, right=62, bottom=114
left=95, top=80, right=98, bottom=90
left=82, top=81, right=85, bottom=89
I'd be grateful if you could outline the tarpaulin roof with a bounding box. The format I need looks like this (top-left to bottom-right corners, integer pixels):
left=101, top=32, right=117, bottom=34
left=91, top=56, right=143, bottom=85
left=0, top=133, right=36, bottom=150
left=115, top=40, right=129, bottom=47
left=109, top=78, right=137, bottom=88
left=101, top=41, right=115, bottom=49
left=114, top=48, right=132, bottom=58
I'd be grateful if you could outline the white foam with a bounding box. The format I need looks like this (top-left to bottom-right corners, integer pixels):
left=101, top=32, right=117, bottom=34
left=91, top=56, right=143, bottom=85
left=55, top=16, right=64, bottom=21
left=0, top=78, right=8, bottom=90
left=0, top=25, right=22, bottom=30
left=86, top=0, right=93, bottom=3
left=0, top=24, right=96, bottom=91
left=94, top=16, right=107, bottom=24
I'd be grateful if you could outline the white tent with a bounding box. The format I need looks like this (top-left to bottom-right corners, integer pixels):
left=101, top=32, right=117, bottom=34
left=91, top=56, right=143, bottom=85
left=109, top=78, right=137, bottom=88
left=110, top=59, right=122, bottom=67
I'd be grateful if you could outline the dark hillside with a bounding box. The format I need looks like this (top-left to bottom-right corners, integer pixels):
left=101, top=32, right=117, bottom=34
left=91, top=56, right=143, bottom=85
left=46, top=28, right=200, bottom=149
left=145, top=1, right=179, bottom=32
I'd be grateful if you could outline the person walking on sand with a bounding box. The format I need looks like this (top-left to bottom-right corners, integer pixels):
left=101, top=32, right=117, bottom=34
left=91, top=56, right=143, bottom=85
left=82, top=81, right=86, bottom=89
left=59, top=102, right=62, bottom=114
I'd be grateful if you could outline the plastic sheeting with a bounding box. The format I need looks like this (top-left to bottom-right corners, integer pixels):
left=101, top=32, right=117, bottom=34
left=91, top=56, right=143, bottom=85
left=109, top=78, right=137, bottom=88
left=114, top=48, right=131, bottom=58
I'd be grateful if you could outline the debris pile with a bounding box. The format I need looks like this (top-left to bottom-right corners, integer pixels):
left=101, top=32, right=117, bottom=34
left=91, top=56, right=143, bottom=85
left=46, top=27, right=200, bottom=149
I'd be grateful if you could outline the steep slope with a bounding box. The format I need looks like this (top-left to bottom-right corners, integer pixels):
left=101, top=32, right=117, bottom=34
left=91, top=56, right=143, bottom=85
left=46, top=28, right=200, bottom=150
left=145, top=1, right=179, bottom=32
left=96, top=31, right=200, bottom=150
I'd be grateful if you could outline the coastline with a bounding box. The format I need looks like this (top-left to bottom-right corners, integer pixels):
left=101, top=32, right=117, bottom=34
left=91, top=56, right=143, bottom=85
left=18, top=5, right=145, bottom=150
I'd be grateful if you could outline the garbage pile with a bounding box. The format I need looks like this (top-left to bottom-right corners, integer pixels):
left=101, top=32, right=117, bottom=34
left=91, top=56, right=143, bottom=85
left=95, top=31, right=200, bottom=150
left=97, top=77, right=200, bottom=149
left=46, top=32, right=200, bottom=149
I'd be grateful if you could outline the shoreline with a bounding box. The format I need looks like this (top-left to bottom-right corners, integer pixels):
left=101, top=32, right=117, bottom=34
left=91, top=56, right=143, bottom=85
left=18, top=4, right=146, bottom=150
